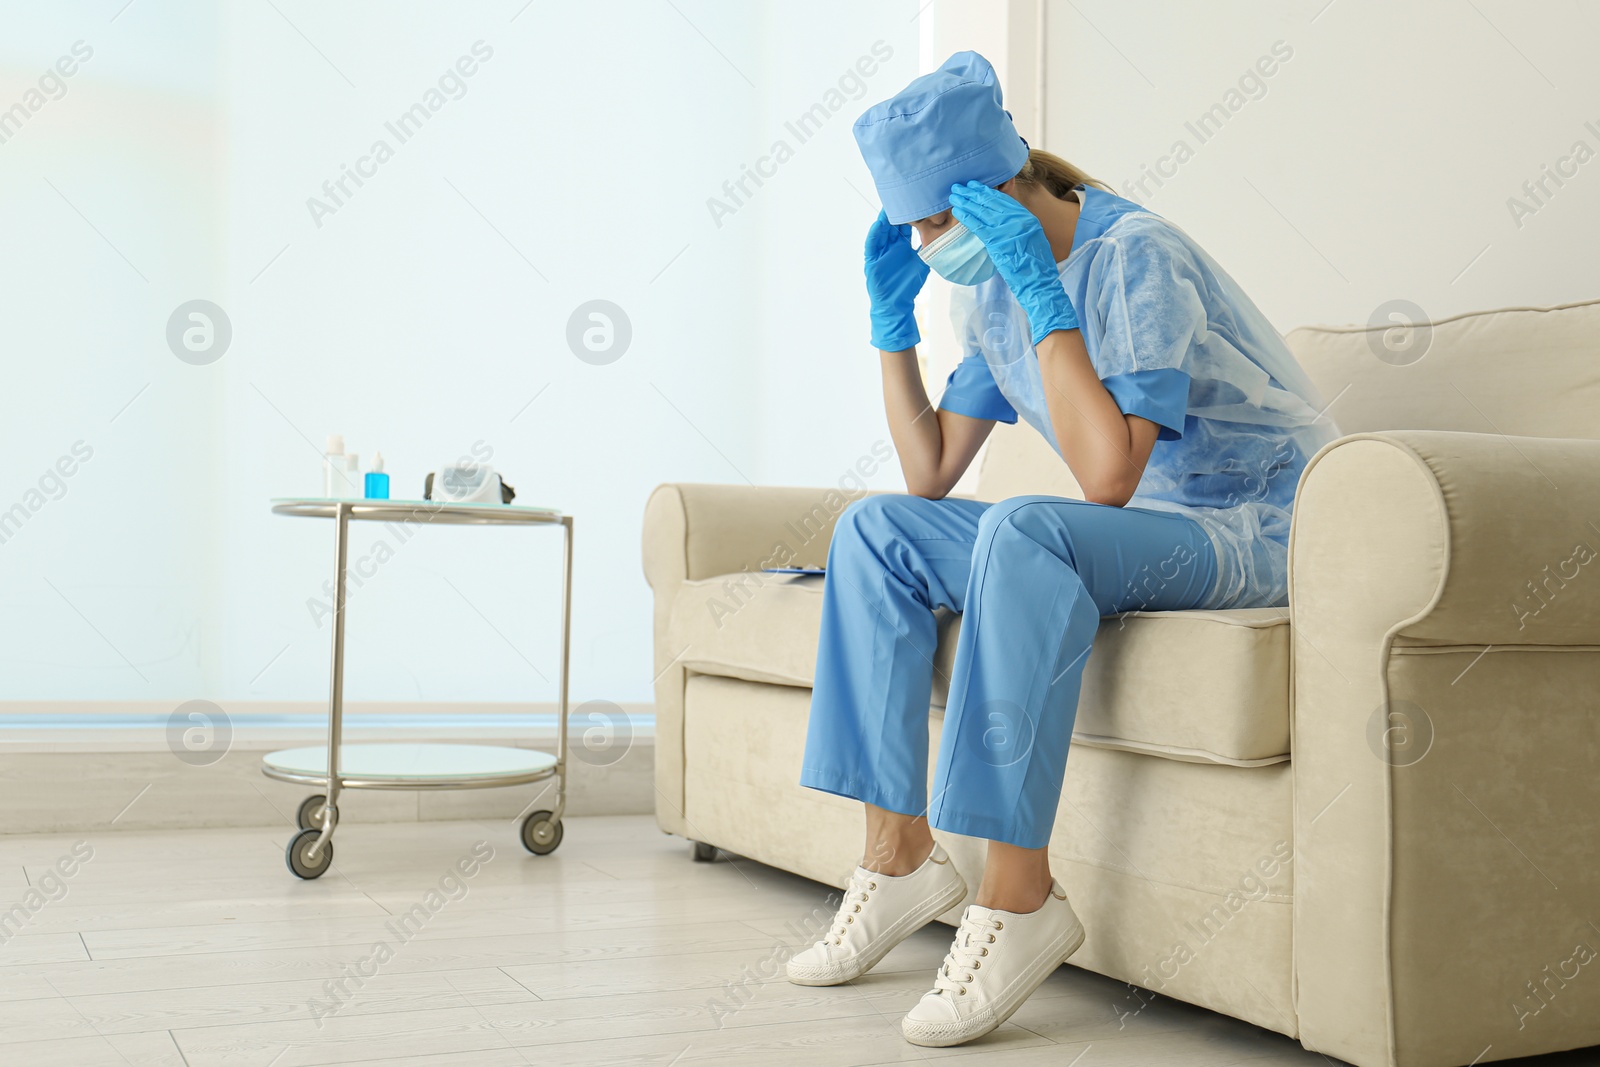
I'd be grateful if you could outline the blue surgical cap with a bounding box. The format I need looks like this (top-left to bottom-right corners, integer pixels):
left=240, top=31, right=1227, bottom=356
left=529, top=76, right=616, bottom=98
left=853, top=51, right=1031, bottom=224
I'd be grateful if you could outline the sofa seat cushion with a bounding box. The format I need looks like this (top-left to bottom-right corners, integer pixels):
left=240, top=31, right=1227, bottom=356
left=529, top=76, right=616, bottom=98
left=668, top=575, right=1291, bottom=767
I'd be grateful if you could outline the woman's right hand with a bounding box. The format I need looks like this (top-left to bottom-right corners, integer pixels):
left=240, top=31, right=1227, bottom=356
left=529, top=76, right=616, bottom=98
left=863, top=210, right=929, bottom=352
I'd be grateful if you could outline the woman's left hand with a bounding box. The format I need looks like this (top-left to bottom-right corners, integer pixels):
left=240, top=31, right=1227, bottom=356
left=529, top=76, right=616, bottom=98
left=949, top=181, right=1079, bottom=345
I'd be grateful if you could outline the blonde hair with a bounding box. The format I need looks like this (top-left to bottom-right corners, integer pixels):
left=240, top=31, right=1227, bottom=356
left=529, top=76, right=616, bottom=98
left=1011, top=148, right=1109, bottom=197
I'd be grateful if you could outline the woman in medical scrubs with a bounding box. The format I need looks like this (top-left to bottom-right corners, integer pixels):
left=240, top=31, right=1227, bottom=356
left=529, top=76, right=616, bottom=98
left=788, top=52, right=1339, bottom=1047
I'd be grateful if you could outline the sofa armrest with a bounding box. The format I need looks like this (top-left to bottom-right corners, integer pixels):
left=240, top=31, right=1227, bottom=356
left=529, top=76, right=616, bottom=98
left=1293, top=430, right=1600, bottom=646
left=643, top=483, right=857, bottom=590
left=642, top=482, right=866, bottom=837
left=1287, top=430, right=1600, bottom=1067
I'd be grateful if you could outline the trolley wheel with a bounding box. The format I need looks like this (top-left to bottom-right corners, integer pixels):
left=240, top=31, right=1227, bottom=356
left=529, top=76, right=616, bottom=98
left=520, top=810, right=563, bottom=855
left=691, top=841, right=718, bottom=862
left=286, top=828, right=334, bottom=880
left=296, top=794, right=330, bottom=831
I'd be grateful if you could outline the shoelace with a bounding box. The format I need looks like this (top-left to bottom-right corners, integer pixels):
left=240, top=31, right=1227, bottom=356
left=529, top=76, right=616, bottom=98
left=821, top=868, right=878, bottom=946
left=932, top=913, right=1002, bottom=997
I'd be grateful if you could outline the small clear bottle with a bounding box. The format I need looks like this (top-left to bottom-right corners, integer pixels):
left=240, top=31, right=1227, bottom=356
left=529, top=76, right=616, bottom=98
left=322, top=434, right=345, bottom=497
left=364, top=452, right=390, bottom=499
left=340, top=453, right=361, bottom=499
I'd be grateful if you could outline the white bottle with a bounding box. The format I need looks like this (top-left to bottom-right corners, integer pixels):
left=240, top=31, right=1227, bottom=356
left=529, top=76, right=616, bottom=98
left=341, top=453, right=361, bottom=499
left=322, top=435, right=346, bottom=498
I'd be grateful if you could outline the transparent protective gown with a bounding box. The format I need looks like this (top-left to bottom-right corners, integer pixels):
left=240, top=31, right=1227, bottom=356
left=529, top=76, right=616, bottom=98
left=942, top=186, right=1340, bottom=610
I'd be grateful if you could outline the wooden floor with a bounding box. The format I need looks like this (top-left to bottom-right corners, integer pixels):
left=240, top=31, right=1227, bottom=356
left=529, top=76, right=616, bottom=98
left=0, top=816, right=1593, bottom=1067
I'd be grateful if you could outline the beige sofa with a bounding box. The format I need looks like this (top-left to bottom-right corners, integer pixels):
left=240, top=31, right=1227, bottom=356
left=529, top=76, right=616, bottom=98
left=641, top=299, right=1600, bottom=1067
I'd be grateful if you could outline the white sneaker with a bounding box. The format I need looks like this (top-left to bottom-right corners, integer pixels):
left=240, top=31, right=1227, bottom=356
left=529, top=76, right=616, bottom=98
left=786, top=843, right=968, bottom=986
left=901, top=879, right=1085, bottom=1047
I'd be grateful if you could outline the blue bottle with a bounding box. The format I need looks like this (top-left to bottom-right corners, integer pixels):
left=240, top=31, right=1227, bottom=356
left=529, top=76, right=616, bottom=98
left=364, top=452, right=390, bottom=499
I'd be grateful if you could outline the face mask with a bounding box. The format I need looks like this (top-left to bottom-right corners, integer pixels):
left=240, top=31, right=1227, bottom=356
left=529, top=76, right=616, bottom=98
left=917, top=221, right=997, bottom=286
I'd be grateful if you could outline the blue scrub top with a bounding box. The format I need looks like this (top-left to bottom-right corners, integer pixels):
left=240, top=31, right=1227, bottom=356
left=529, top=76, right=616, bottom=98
left=938, top=186, right=1341, bottom=610
left=938, top=187, right=1155, bottom=427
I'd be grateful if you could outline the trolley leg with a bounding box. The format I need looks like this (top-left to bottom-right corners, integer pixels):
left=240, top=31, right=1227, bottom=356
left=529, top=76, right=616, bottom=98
left=310, top=501, right=351, bottom=861
left=551, top=517, right=573, bottom=825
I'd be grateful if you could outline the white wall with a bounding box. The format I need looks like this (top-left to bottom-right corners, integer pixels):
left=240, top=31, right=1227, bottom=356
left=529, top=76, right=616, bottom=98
left=20, top=0, right=1575, bottom=712
left=0, top=0, right=920, bottom=709
left=215, top=1, right=774, bottom=709
left=0, top=2, right=223, bottom=702
left=1039, top=0, right=1600, bottom=333
left=747, top=8, right=923, bottom=485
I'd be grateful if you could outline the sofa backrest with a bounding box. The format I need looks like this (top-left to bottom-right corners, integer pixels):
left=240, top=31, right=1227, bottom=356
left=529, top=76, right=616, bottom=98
left=1286, top=298, right=1600, bottom=439
left=974, top=298, right=1600, bottom=501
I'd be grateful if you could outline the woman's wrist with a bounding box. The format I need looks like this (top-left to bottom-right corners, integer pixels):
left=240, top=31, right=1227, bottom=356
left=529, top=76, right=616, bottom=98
left=871, top=321, right=920, bottom=353
left=1014, top=278, right=1079, bottom=345
left=1032, top=323, right=1080, bottom=350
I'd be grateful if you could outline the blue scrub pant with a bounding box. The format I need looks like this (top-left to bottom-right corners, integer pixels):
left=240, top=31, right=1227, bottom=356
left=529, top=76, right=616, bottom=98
left=799, top=494, right=1218, bottom=850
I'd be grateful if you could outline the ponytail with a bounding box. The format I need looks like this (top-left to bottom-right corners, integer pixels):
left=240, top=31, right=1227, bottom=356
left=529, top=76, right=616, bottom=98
left=1011, top=148, right=1109, bottom=197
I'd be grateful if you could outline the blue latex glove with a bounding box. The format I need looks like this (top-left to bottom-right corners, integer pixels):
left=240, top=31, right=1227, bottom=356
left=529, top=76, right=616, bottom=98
left=948, top=181, right=1079, bottom=345
left=863, top=209, right=929, bottom=352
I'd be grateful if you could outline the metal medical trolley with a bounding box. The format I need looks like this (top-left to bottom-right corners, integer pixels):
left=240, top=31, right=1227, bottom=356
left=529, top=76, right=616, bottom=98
left=263, top=498, right=572, bottom=879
